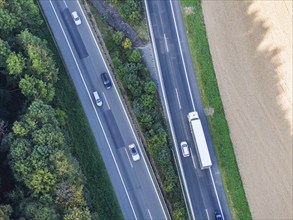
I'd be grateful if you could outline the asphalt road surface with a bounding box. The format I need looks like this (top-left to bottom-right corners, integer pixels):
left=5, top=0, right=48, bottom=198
left=39, top=0, right=169, bottom=219
left=145, top=0, right=232, bottom=219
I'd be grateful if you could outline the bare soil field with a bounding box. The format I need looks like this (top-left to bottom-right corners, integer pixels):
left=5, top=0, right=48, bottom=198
left=201, top=0, right=292, bottom=219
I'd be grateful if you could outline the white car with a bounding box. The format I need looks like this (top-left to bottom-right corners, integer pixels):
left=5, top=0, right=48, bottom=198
left=93, top=91, right=102, bottom=107
left=128, top=143, right=140, bottom=161
left=72, top=11, right=81, bottom=26
left=180, top=141, right=190, bottom=157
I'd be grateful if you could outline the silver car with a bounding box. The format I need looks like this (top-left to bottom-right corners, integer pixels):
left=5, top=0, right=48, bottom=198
left=180, top=141, right=190, bottom=157
left=93, top=91, right=102, bottom=107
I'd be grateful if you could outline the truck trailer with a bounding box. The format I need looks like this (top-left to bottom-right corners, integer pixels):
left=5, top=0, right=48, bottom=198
left=187, top=112, right=212, bottom=169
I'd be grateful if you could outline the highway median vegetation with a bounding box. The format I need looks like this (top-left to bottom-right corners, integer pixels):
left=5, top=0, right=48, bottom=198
left=84, top=0, right=187, bottom=219
left=0, top=0, right=122, bottom=219
left=180, top=0, right=252, bottom=219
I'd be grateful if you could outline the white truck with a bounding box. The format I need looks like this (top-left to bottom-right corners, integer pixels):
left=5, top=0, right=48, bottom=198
left=187, top=112, right=212, bottom=169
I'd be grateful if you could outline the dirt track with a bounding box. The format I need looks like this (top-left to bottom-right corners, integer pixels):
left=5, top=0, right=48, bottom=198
left=201, top=1, right=292, bottom=219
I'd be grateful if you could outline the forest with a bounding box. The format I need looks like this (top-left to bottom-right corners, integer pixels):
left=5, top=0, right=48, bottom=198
left=0, top=0, right=97, bottom=219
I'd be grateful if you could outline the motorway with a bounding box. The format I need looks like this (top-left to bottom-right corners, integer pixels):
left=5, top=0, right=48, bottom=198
left=39, top=0, right=169, bottom=219
left=145, top=0, right=232, bottom=219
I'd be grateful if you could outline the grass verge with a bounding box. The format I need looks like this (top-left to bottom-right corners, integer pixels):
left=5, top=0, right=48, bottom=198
left=54, top=69, right=123, bottom=220
left=180, top=0, right=252, bottom=219
left=37, top=2, right=123, bottom=219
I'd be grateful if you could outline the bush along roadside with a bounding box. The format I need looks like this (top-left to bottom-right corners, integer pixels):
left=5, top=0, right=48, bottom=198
left=180, top=0, right=252, bottom=219
left=83, top=1, right=188, bottom=219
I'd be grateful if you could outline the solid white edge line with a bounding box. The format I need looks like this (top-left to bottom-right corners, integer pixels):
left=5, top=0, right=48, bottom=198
left=209, top=168, right=225, bottom=220
left=47, top=1, right=137, bottom=219
left=175, top=88, right=181, bottom=109
left=169, top=1, right=225, bottom=218
left=102, top=92, right=111, bottom=109
left=205, top=209, right=210, bottom=220
left=124, top=148, right=133, bottom=168
left=76, top=1, right=168, bottom=219
left=144, top=1, right=195, bottom=220
left=148, top=209, right=153, bottom=220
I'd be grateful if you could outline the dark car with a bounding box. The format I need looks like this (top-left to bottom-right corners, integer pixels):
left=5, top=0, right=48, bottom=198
left=215, top=211, right=223, bottom=220
left=101, top=72, right=112, bottom=89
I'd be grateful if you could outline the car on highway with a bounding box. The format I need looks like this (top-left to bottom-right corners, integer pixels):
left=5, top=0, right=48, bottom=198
left=71, top=11, right=81, bottom=26
left=93, top=91, right=102, bottom=107
left=101, top=72, right=112, bottom=89
left=215, top=211, right=223, bottom=220
left=128, top=143, right=140, bottom=161
left=180, top=141, right=190, bottom=157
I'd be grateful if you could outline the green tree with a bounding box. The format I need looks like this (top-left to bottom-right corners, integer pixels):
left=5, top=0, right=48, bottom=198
left=17, top=29, right=46, bottom=48
left=15, top=30, right=58, bottom=102
left=32, top=124, right=64, bottom=147
left=11, top=100, right=62, bottom=146
left=0, top=204, right=13, bottom=220
left=140, top=94, right=155, bottom=109
left=9, top=100, right=90, bottom=215
left=27, top=168, right=56, bottom=194
left=6, top=52, right=26, bottom=78
left=55, top=182, right=86, bottom=209
left=8, top=0, right=43, bottom=30
left=129, top=11, right=139, bottom=24
left=132, top=99, right=143, bottom=116
left=147, top=128, right=167, bottom=154
left=138, top=112, right=153, bottom=129
left=128, top=49, right=141, bottom=63
left=0, top=8, right=20, bottom=38
left=162, top=166, right=177, bottom=193
left=50, top=150, right=83, bottom=184
left=17, top=30, right=58, bottom=82
left=26, top=44, right=58, bottom=82
left=10, top=100, right=60, bottom=185
left=112, top=56, right=124, bottom=77
left=0, top=38, right=11, bottom=68
left=18, top=75, right=38, bottom=97
left=0, top=119, right=8, bottom=141
left=123, top=73, right=141, bottom=97
left=12, top=121, right=29, bottom=137
left=23, top=202, right=59, bottom=220
left=25, top=100, right=60, bottom=129
left=119, top=0, right=143, bottom=25
left=0, top=0, right=7, bottom=8
left=19, top=75, right=55, bottom=103
left=64, top=207, right=91, bottom=220
left=9, top=138, right=31, bottom=161
left=112, top=31, right=124, bottom=45
left=123, top=62, right=143, bottom=77
left=6, top=187, right=25, bottom=206
left=144, top=81, right=156, bottom=95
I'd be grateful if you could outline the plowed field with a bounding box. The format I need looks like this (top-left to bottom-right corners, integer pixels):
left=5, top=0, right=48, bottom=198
left=201, top=1, right=292, bottom=219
